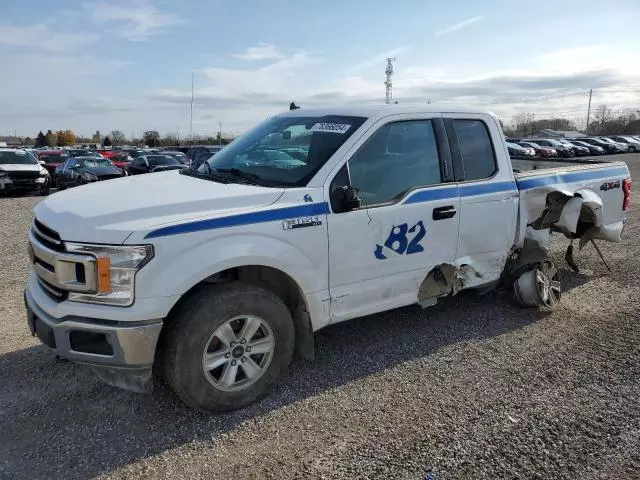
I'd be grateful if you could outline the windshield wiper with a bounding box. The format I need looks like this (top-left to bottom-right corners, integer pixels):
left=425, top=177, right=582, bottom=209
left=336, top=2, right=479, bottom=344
left=180, top=167, right=230, bottom=184
left=215, top=168, right=263, bottom=185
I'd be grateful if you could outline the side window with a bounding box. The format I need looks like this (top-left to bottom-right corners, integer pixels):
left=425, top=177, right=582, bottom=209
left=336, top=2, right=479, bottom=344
left=452, top=119, right=497, bottom=180
left=346, top=120, right=441, bottom=205
left=67, top=159, right=76, bottom=168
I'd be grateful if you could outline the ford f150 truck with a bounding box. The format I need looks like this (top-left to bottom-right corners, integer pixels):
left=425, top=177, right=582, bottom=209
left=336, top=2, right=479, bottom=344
left=24, top=106, right=632, bottom=411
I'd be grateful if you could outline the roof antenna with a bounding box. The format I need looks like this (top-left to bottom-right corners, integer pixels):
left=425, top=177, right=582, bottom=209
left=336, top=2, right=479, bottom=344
left=289, top=102, right=300, bottom=110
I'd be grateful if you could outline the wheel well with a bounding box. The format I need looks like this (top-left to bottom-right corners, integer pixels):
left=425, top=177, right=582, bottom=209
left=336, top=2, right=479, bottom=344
left=157, top=266, right=314, bottom=364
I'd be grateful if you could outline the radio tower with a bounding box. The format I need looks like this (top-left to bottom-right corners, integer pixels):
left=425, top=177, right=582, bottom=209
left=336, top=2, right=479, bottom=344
left=385, top=57, right=395, bottom=104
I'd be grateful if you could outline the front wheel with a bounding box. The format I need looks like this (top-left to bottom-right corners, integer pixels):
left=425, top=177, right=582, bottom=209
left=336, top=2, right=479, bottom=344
left=38, top=180, right=49, bottom=196
left=163, top=282, right=295, bottom=411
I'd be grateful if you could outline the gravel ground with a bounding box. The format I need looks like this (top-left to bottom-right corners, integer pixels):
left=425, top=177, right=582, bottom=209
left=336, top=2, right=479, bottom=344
left=1, top=154, right=639, bottom=480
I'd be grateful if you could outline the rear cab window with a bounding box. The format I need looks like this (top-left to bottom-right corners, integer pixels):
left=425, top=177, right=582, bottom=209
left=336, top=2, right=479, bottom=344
left=451, top=119, right=497, bottom=181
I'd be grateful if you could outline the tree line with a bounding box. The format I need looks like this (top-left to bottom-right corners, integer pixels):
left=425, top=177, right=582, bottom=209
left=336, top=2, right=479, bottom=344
left=11, top=129, right=233, bottom=148
left=505, top=105, right=640, bottom=137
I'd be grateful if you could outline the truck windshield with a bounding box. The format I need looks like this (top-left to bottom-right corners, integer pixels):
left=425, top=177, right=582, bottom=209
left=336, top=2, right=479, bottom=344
left=199, top=115, right=367, bottom=187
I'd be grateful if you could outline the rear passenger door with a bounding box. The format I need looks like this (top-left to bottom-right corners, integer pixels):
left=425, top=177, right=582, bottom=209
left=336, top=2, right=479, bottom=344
left=326, top=115, right=461, bottom=323
left=445, top=115, right=518, bottom=287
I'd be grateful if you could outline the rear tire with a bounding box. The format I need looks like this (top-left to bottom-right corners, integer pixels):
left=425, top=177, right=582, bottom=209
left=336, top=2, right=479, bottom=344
left=163, top=282, right=295, bottom=411
left=513, top=261, right=561, bottom=310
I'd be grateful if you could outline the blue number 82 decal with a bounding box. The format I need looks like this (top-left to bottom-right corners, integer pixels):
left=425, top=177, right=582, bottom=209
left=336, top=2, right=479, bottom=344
left=374, top=221, right=426, bottom=260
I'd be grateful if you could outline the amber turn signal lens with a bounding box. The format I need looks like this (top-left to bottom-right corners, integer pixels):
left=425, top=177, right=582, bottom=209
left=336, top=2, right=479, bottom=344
left=96, top=257, right=111, bottom=293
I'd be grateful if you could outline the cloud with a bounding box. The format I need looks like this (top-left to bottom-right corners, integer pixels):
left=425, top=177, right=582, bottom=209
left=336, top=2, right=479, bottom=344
left=0, top=22, right=98, bottom=52
left=434, top=15, right=483, bottom=36
left=234, top=43, right=283, bottom=61
left=87, top=0, right=182, bottom=41
left=199, top=51, right=318, bottom=97
left=346, top=46, right=410, bottom=74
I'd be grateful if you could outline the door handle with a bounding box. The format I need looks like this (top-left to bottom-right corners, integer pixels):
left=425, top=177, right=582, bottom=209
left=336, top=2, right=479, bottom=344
left=433, top=205, right=457, bottom=220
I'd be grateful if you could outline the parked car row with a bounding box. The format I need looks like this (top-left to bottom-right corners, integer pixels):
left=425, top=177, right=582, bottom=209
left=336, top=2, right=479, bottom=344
left=506, top=135, right=640, bottom=158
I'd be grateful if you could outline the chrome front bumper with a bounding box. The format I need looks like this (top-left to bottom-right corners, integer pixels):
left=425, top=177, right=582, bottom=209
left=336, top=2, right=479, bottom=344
left=25, top=287, right=163, bottom=392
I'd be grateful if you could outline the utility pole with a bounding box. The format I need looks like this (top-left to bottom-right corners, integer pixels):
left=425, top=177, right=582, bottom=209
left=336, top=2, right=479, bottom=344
left=384, top=57, right=395, bottom=104
left=189, top=72, right=194, bottom=147
left=585, top=88, right=593, bottom=135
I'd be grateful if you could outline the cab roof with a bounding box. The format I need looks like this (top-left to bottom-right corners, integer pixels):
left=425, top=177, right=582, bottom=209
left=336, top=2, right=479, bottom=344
left=277, top=103, right=495, bottom=120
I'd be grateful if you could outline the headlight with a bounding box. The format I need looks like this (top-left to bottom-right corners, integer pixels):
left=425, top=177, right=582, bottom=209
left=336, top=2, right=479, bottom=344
left=81, top=172, right=99, bottom=181
left=39, top=167, right=49, bottom=177
left=65, top=243, right=154, bottom=306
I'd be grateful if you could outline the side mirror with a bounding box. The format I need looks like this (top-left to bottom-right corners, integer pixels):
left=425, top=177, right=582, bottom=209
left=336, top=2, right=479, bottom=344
left=334, top=185, right=361, bottom=213
left=38, top=160, right=45, bottom=165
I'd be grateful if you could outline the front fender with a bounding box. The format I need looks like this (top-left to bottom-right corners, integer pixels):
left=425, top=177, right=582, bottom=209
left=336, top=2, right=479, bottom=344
left=136, top=232, right=326, bottom=299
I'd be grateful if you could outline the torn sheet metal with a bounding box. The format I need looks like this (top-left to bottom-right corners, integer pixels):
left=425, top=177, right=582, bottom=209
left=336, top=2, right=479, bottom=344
left=529, top=189, right=604, bottom=240
left=554, top=196, right=583, bottom=235
left=417, top=253, right=507, bottom=306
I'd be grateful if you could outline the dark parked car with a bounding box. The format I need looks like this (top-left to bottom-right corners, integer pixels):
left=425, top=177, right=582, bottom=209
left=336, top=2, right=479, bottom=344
left=556, top=140, right=590, bottom=156
left=597, top=137, right=630, bottom=152
left=163, top=151, right=188, bottom=164
left=187, top=145, right=223, bottom=169
left=570, top=140, right=606, bottom=155
left=576, top=137, right=623, bottom=154
left=67, top=149, right=102, bottom=158
left=161, top=146, right=191, bottom=154
left=38, top=149, right=69, bottom=177
left=607, top=136, right=640, bottom=152
left=126, top=148, right=159, bottom=159
left=127, top=155, right=187, bottom=175
left=529, top=139, right=575, bottom=157
left=55, top=156, right=126, bottom=189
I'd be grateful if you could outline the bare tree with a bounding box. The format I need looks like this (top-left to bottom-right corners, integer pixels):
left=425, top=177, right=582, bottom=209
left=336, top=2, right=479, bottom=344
left=110, top=130, right=126, bottom=146
left=512, top=113, right=536, bottom=136
left=593, top=105, right=612, bottom=135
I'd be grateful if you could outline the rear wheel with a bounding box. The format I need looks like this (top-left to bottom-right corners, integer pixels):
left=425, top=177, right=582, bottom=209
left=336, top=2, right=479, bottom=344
left=513, top=261, right=561, bottom=310
left=163, top=282, right=295, bottom=411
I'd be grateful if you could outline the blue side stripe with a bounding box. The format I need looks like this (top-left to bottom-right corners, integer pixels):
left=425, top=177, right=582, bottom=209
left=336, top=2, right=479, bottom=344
left=145, top=202, right=329, bottom=238
left=517, top=166, right=629, bottom=191
left=404, top=186, right=460, bottom=204
left=146, top=165, right=629, bottom=238
left=459, top=180, right=517, bottom=197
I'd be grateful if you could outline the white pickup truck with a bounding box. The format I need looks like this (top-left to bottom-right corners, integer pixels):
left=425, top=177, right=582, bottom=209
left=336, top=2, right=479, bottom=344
left=24, top=105, right=632, bottom=411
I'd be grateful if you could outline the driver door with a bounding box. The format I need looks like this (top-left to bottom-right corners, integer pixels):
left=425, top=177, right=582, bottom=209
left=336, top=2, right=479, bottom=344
left=59, top=158, right=76, bottom=187
left=326, top=115, right=460, bottom=323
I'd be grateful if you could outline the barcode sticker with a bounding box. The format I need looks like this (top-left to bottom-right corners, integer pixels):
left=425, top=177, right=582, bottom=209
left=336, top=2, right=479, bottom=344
left=311, top=123, right=351, bottom=134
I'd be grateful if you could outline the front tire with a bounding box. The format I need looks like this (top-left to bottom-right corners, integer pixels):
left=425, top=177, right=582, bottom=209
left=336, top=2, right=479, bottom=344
left=38, top=180, right=49, bottom=196
left=163, top=282, right=295, bottom=411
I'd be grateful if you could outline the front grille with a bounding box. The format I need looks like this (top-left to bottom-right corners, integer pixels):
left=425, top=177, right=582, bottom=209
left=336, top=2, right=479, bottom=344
left=8, top=170, right=39, bottom=180
left=32, top=219, right=63, bottom=252
left=38, top=278, right=68, bottom=302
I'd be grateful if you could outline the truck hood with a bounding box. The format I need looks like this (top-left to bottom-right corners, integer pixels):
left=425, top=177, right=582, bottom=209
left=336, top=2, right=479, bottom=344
left=34, top=170, right=284, bottom=244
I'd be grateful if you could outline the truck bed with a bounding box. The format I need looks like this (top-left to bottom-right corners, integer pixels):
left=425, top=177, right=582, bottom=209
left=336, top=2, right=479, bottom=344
left=511, top=157, right=612, bottom=174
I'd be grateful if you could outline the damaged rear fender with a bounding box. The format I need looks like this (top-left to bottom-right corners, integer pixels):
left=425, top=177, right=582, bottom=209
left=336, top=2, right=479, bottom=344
left=530, top=188, right=607, bottom=242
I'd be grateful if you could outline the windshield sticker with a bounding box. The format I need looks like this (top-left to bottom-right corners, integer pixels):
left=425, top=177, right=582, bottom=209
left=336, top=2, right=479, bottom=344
left=311, top=123, right=351, bottom=134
